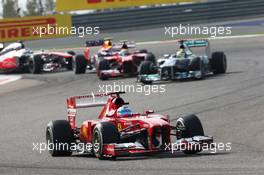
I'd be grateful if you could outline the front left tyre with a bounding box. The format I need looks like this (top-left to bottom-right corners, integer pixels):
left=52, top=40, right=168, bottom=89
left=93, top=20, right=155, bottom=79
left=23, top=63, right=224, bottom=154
left=97, top=59, right=110, bottom=80
left=74, top=55, right=87, bottom=74
left=138, top=60, right=156, bottom=75
left=138, top=60, right=157, bottom=84
left=92, top=122, right=120, bottom=160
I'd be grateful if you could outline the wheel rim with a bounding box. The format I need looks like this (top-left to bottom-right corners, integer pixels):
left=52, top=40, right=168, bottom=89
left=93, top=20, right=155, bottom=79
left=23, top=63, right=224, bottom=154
left=93, top=131, right=102, bottom=156
left=46, top=129, right=54, bottom=154
left=73, top=59, right=76, bottom=72
left=176, top=118, right=186, bottom=139
left=198, top=61, right=204, bottom=79
left=28, top=60, right=34, bottom=73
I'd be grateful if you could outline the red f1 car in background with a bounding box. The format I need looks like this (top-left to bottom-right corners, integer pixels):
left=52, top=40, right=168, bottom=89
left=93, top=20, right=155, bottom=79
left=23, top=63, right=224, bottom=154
left=0, top=41, right=75, bottom=74
left=73, top=39, right=156, bottom=80
left=46, top=92, right=213, bottom=160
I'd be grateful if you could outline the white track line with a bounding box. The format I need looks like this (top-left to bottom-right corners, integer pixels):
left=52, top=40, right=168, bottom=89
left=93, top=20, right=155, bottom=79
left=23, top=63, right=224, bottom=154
left=54, top=33, right=264, bottom=51
left=137, top=34, right=264, bottom=45
left=0, top=75, right=22, bottom=85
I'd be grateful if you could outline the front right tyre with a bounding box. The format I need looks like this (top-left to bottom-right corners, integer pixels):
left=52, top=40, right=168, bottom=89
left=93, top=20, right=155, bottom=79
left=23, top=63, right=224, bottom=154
left=176, top=114, right=204, bottom=154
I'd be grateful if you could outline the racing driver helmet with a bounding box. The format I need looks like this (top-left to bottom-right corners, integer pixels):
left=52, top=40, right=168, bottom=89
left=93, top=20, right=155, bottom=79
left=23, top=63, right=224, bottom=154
left=176, top=44, right=186, bottom=58
left=117, top=106, right=133, bottom=118
left=103, top=40, right=112, bottom=50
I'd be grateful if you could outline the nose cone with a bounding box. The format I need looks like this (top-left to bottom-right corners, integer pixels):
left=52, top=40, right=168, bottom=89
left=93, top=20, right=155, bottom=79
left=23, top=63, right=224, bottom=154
left=0, top=57, right=17, bottom=69
left=139, top=114, right=170, bottom=127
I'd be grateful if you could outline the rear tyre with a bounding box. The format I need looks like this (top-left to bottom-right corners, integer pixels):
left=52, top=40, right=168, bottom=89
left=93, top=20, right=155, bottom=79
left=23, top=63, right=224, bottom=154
left=74, top=55, right=87, bottom=74
left=92, top=122, right=120, bottom=160
left=194, top=57, right=205, bottom=80
left=97, top=59, right=110, bottom=80
left=176, top=114, right=204, bottom=154
left=211, top=52, right=227, bottom=74
left=29, top=55, right=43, bottom=74
left=46, top=120, right=74, bottom=157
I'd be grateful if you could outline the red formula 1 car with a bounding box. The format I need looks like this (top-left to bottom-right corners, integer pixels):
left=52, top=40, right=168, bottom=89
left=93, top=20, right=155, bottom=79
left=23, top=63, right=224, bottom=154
left=46, top=92, right=213, bottom=160
left=0, top=41, right=75, bottom=74
left=74, top=39, right=155, bottom=80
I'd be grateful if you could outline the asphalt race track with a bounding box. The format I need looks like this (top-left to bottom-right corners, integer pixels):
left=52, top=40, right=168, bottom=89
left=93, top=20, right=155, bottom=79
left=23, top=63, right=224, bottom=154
left=0, top=36, right=264, bottom=175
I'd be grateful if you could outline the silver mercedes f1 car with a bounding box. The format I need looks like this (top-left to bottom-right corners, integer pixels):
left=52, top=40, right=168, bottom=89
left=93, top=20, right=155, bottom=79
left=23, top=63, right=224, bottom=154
left=137, top=39, right=227, bottom=84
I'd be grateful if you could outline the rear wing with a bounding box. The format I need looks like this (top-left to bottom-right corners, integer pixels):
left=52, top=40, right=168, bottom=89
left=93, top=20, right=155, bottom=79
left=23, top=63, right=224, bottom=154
left=181, top=39, right=211, bottom=57
left=67, top=91, right=126, bottom=109
left=67, top=92, right=125, bottom=129
left=85, top=39, right=136, bottom=48
left=67, top=93, right=108, bottom=109
left=67, top=94, right=108, bottom=109
left=182, top=39, right=209, bottom=48
left=85, top=39, right=105, bottom=47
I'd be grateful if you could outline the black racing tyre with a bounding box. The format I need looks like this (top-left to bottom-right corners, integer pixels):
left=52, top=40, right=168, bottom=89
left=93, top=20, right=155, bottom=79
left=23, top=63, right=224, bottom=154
left=92, top=122, right=120, bottom=160
left=139, top=49, right=148, bottom=53
left=98, top=59, right=110, bottom=71
left=137, top=75, right=153, bottom=85
left=29, top=55, right=43, bottom=74
left=145, top=52, right=157, bottom=65
left=97, top=59, right=110, bottom=80
left=138, top=60, right=156, bottom=75
left=189, top=57, right=200, bottom=71
left=65, top=58, right=73, bottom=71
left=193, top=57, right=205, bottom=80
left=66, top=51, right=75, bottom=70
left=74, top=55, right=87, bottom=74
left=46, top=120, right=74, bottom=157
left=20, top=56, right=31, bottom=73
left=67, top=51, right=76, bottom=56
left=211, top=52, right=227, bottom=74
left=176, top=114, right=204, bottom=154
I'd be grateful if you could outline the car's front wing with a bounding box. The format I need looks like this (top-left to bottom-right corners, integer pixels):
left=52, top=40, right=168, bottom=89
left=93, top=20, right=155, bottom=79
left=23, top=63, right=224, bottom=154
left=102, top=135, right=213, bottom=158
left=138, top=70, right=203, bottom=83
